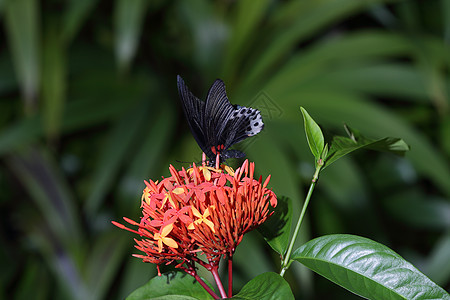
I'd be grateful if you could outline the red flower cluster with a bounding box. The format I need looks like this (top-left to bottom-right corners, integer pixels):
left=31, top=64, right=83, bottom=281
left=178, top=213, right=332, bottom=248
left=113, top=160, right=277, bottom=274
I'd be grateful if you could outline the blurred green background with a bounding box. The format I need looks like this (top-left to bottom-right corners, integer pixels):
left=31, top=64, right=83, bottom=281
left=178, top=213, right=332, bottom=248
left=1, top=0, right=449, bottom=299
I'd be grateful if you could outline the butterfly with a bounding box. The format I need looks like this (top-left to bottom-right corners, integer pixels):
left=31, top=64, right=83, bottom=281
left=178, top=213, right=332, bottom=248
left=177, top=75, right=264, bottom=167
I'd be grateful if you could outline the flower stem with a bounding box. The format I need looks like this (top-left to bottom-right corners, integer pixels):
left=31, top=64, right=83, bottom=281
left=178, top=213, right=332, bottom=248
left=193, top=273, right=220, bottom=299
left=183, top=265, right=220, bottom=299
left=228, top=256, right=233, bottom=297
left=280, top=165, right=321, bottom=277
left=211, top=266, right=227, bottom=298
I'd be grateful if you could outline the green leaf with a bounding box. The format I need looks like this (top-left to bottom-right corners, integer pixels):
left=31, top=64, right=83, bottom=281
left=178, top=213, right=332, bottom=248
left=62, top=0, right=99, bottom=43
left=114, top=0, right=149, bottom=72
left=324, top=124, right=409, bottom=169
left=292, top=234, right=450, bottom=300
left=233, top=272, right=294, bottom=300
left=243, top=0, right=393, bottom=87
left=126, top=272, right=214, bottom=300
left=425, top=231, right=450, bottom=286
left=84, top=101, right=151, bottom=218
left=300, top=107, right=325, bottom=161
left=85, top=233, right=129, bottom=300
left=258, top=196, right=292, bottom=257
left=4, top=0, right=40, bottom=107
left=42, top=23, right=66, bottom=139
left=6, top=148, right=82, bottom=243
left=222, top=0, right=270, bottom=82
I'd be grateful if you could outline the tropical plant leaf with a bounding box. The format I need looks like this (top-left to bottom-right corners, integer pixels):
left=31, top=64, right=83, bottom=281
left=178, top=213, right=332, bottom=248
left=62, top=0, right=99, bottom=43
left=42, top=24, right=66, bottom=139
left=83, top=101, right=150, bottom=217
left=126, top=272, right=214, bottom=300
left=300, top=107, right=325, bottom=161
left=292, top=234, right=450, bottom=300
left=324, top=124, right=409, bottom=169
left=258, top=196, right=292, bottom=257
left=114, top=0, right=149, bottom=71
left=4, top=0, right=40, bottom=107
left=233, top=272, right=294, bottom=300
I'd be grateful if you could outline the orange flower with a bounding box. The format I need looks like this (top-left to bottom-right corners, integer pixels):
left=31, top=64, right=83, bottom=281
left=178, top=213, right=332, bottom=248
left=112, top=159, right=277, bottom=272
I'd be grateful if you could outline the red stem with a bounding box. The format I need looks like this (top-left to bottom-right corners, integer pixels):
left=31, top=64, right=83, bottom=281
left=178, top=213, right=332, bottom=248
left=211, top=266, right=227, bottom=298
left=228, top=255, right=233, bottom=297
left=182, top=265, right=220, bottom=299
left=192, top=273, right=220, bottom=299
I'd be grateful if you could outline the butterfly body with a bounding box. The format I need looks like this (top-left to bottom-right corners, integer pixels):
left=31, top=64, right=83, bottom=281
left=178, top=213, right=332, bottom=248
left=177, top=75, right=264, bottom=166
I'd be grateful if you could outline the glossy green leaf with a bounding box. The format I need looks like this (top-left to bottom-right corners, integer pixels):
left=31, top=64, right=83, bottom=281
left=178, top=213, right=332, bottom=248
left=233, top=272, right=294, bottom=300
left=258, top=196, right=292, bottom=257
left=324, top=124, right=409, bottom=169
left=292, top=234, right=450, bottom=300
left=4, top=0, right=40, bottom=107
left=300, top=107, right=325, bottom=161
left=126, top=272, right=214, bottom=300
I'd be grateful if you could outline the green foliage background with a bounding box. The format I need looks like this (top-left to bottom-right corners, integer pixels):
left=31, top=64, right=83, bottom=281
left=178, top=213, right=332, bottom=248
left=0, top=0, right=449, bottom=299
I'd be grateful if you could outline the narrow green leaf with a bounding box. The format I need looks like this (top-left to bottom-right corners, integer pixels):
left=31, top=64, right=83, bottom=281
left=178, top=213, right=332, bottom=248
left=42, top=23, right=66, bottom=139
left=86, top=233, right=129, bottom=300
left=0, top=77, right=143, bottom=155
left=6, top=148, right=82, bottom=243
left=114, top=0, right=149, bottom=72
left=84, top=101, right=150, bottom=217
left=234, top=272, right=294, bottom=300
left=62, top=0, right=99, bottom=43
left=383, top=191, right=450, bottom=230
left=324, top=125, right=409, bottom=169
left=222, top=0, right=270, bottom=81
left=258, top=196, right=292, bottom=257
left=444, top=0, right=450, bottom=43
left=424, top=231, right=450, bottom=286
left=4, top=0, right=40, bottom=108
left=126, top=272, right=214, bottom=300
left=292, top=234, right=450, bottom=300
left=117, top=100, right=175, bottom=214
left=300, top=107, right=324, bottom=160
left=243, top=0, right=392, bottom=87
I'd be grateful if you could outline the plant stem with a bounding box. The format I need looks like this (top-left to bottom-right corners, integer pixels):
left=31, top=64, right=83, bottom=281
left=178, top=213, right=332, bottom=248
left=211, top=266, right=227, bottom=298
left=280, top=167, right=320, bottom=277
left=228, top=255, right=233, bottom=297
left=183, top=265, right=220, bottom=299
left=193, top=273, right=220, bottom=299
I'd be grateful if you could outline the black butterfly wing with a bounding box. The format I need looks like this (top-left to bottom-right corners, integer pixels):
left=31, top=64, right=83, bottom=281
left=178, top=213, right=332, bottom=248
left=203, top=79, right=236, bottom=151
left=177, top=75, right=264, bottom=163
left=177, top=75, right=210, bottom=155
left=204, top=79, right=264, bottom=154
